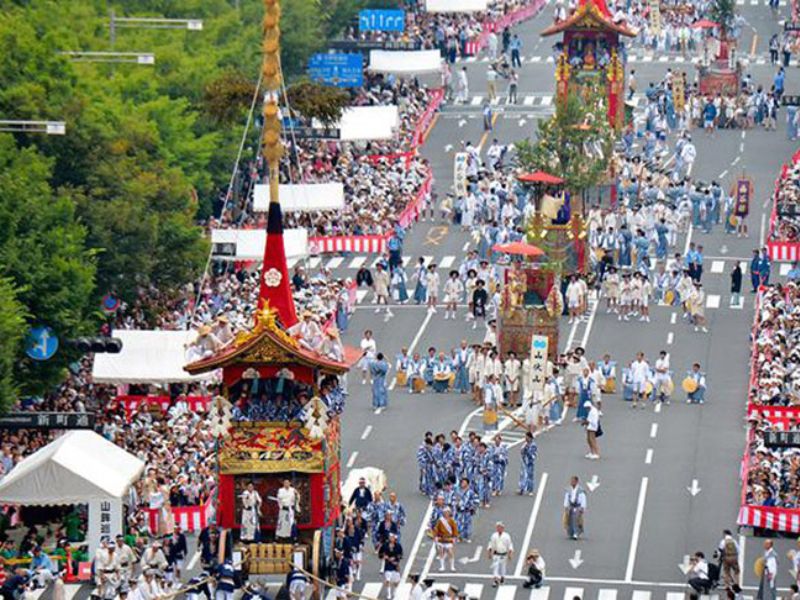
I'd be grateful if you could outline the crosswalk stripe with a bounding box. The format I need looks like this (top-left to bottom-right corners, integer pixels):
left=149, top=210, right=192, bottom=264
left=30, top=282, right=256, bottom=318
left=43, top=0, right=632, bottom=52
left=464, top=583, right=484, bottom=599
left=287, top=257, right=300, bottom=269
left=362, top=582, right=383, bottom=598
left=423, top=255, right=434, bottom=266
left=471, top=96, right=484, bottom=106
left=706, top=294, right=721, bottom=309
left=658, top=56, right=669, bottom=62
left=523, top=96, right=536, bottom=105
left=396, top=583, right=413, bottom=600
left=440, top=255, right=456, bottom=268
left=327, top=257, right=344, bottom=269
left=529, top=586, right=550, bottom=600
left=308, top=256, right=321, bottom=268
left=546, top=56, right=554, bottom=63
left=632, top=591, right=651, bottom=600
left=496, top=585, right=516, bottom=600
left=541, top=95, right=553, bottom=106
left=325, top=589, right=338, bottom=600
left=563, top=587, right=583, bottom=600
left=710, top=260, right=725, bottom=274
left=598, top=590, right=617, bottom=600
left=356, top=289, right=369, bottom=303
left=349, top=256, right=366, bottom=269
left=675, top=56, right=685, bottom=62
left=666, top=593, right=684, bottom=600
left=402, top=255, right=411, bottom=266
left=530, top=56, right=542, bottom=62
left=490, top=97, right=501, bottom=106
left=64, top=585, right=83, bottom=600
left=371, top=256, right=384, bottom=268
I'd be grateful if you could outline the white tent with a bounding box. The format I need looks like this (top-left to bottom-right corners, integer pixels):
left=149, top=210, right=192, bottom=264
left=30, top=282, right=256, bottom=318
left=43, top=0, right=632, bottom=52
left=253, top=183, right=344, bottom=213
left=0, top=430, right=144, bottom=505
left=92, top=329, right=211, bottom=384
left=332, top=105, right=399, bottom=141
left=210, top=228, right=309, bottom=261
left=369, top=50, right=443, bottom=74
left=425, top=0, right=488, bottom=11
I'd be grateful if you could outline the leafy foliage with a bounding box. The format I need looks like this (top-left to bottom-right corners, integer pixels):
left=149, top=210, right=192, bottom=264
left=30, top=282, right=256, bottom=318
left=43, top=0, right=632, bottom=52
left=515, top=81, right=614, bottom=196
left=286, top=80, right=352, bottom=126
left=708, top=0, right=736, bottom=37
left=0, top=278, right=28, bottom=412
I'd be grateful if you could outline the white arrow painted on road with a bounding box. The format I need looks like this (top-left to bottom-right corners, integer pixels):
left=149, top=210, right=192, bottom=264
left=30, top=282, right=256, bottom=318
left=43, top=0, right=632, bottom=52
left=687, top=479, right=702, bottom=496
left=518, top=119, right=527, bottom=127
left=586, top=475, right=600, bottom=492
left=458, top=119, right=467, bottom=127
left=444, top=144, right=453, bottom=152
left=458, top=545, right=482, bottom=565
left=678, top=554, right=691, bottom=575
left=569, top=549, right=584, bottom=569
left=720, top=244, right=728, bottom=255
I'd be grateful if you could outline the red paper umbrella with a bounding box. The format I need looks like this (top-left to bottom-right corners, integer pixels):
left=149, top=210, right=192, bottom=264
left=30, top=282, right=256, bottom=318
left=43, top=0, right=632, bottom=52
left=517, top=171, right=565, bottom=185
left=491, top=241, right=546, bottom=257
left=691, top=19, right=718, bottom=29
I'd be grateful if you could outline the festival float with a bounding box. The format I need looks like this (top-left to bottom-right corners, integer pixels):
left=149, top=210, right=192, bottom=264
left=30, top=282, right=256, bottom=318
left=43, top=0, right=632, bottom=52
left=185, top=0, right=356, bottom=583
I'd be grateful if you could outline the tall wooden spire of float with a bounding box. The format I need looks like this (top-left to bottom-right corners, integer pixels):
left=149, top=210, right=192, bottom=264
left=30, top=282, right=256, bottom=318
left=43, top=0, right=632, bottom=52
left=256, top=0, right=298, bottom=329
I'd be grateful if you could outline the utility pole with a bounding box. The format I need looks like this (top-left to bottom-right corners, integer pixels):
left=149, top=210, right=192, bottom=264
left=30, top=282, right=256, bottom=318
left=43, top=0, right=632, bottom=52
left=110, top=9, right=116, bottom=47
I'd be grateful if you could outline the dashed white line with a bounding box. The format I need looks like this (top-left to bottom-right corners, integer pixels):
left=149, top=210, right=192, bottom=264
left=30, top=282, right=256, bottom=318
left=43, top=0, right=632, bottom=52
left=670, top=313, right=677, bottom=325
left=361, top=425, right=373, bottom=440
left=739, top=142, right=745, bottom=153
left=719, top=169, right=728, bottom=179
left=666, top=332, right=674, bottom=345
left=625, top=477, right=649, bottom=582
left=462, top=241, right=470, bottom=252
left=650, top=423, right=658, bottom=439
left=346, top=451, right=358, bottom=468
left=374, top=407, right=384, bottom=415
left=732, top=156, right=741, bottom=165
left=654, top=403, right=662, bottom=414
left=645, top=448, right=654, bottom=464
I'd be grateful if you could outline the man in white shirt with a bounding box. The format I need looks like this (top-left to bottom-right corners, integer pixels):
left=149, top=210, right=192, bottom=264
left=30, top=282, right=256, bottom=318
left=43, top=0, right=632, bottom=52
left=583, top=401, right=601, bottom=459
left=687, top=551, right=711, bottom=599
left=654, top=350, right=671, bottom=403
left=629, top=352, right=650, bottom=409
left=563, top=476, right=587, bottom=540
left=487, top=522, right=514, bottom=587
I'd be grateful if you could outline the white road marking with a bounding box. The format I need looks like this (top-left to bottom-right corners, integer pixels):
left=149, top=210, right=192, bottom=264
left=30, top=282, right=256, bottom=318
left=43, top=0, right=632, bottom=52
left=346, top=451, right=358, bottom=468
left=361, top=425, right=373, bottom=440
left=710, top=260, right=725, bottom=274
left=440, top=256, right=456, bottom=268
left=349, top=256, right=366, bottom=269
left=356, top=289, right=369, bottom=303
left=496, top=585, right=516, bottom=600
left=706, top=294, right=720, bottom=309
left=625, top=477, right=649, bottom=582
left=598, top=590, right=618, bottom=600
left=287, top=257, right=300, bottom=269
left=423, top=255, right=434, bottom=266
left=658, top=56, right=669, bottom=62
left=462, top=242, right=470, bottom=252
left=580, top=299, right=599, bottom=348
left=650, top=423, right=658, bottom=438
left=326, top=257, right=344, bottom=269
left=362, top=583, right=383, bottom=599
left=541, top=95, right=553, bottom=106
left=719, top=169, right=728, bottom=179
left=563, top=588, right=584, bottom=600
left=464, top=584, right=484, bottom=599
left=308, top=256, right=322, bottom=268
left=514, top=472, right=549, bottom=575
left=683, top=223, right=694, bottom=256
left=632, top=592, right=652, bottom=600
left=396, top=583, right=413, bottom=600
left=760, top=213, right=766, bottom=247
left=670, top=313, right=677, bottom=325
left=781, top=263, right=792, bottom=276
left=374, top=407, right=384, bottom=415
left=666, top=332, right=674, bottom=345
left=642, top=55, right=653, bottom=62
left=530, top=56, right=543, bottom=62
left=667, top=594, right=686, bottom=600
left=530, top=586, right=551, bottom=600
left=390, top=310, right=434, bottom=393
left=645, top=448, right=654, bottom=464
left=655, top=403, right=662, bottom=414
left=523, top=95, right=536, bottom=105
left=732, top=156, right=740, bottom=165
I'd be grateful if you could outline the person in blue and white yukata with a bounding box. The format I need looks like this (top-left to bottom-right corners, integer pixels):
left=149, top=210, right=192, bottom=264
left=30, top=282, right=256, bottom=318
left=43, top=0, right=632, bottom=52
left=518, top=432, right=538, bottom=496
left=369, top=353, right=389, bottom=409
left=490, top=435, right=508, bottom=496
left=685, top=362, right=707, bottom=404
left=453, top=340, right=472, bottom=394
left=416, top=436, right=436, bottom=496
left=475, top=442, right=493, bottom=508
left=454, top=477, right=478, bottom=542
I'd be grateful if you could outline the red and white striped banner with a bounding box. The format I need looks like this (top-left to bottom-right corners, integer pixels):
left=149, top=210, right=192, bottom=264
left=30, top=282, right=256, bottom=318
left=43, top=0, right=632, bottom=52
left=147, top=493, right=215, bottom=533
left=767, top=240, right=800, bottom=262
left=308, top=235, right=387, bottom=255
left=118, top=395, right=210, bottom=422
left=738, top=505, right=800, bottom=533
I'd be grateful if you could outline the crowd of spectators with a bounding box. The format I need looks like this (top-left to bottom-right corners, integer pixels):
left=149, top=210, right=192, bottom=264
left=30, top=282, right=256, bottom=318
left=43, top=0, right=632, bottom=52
left=744, top=411, right=800, bottom=509
left=750, top=283, right=800, bottom=407
left=770, top=159, right=800, bottom=243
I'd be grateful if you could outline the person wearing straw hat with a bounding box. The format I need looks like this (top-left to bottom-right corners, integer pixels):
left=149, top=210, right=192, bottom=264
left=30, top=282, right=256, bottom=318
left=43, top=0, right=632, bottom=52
left=522, top=549, right=546, bottom=589
left=191, top=325, right=222, bottom=359
left=443, top=270, right=464, bottom=320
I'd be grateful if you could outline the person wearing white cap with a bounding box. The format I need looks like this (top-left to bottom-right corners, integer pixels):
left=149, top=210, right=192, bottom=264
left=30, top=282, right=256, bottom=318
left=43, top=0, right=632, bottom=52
left=487, top=522, right=513, bottom=587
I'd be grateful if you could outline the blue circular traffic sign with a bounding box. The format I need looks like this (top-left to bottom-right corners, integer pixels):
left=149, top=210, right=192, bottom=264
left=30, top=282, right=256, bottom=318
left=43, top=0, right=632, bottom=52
left=25, top=326, right=59, bottom=361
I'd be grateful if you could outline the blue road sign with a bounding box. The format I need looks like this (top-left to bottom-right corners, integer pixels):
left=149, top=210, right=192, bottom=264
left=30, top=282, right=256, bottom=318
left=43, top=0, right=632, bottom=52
left=25, top=326, right=59, bottom=361
left=308, top=53, right=363, bottom=88
left=359, top=9, right=405, bottom=32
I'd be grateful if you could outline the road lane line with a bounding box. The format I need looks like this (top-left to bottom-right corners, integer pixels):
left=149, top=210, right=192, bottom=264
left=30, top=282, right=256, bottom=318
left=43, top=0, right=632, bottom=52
left=187, top=550, right=201, bottom=571
left=514, top=472, right=549, bottom=575
left=666, top=332, right=674, bottom=345
left=650, top=423, right=658, bottom=438
left=462, top=241, right=470, bottom=252
left=645, top=448, right=654, bottom=463
left=683, top=223, right=694, bottom=256
left=760, top=213, right=766, bottom=246
left=654, top=403, right=661, bottom=414
left=361, top=425, right=373, bottom=440
left=580, top=299, right=599, bottom=348
left=670, top=313, right=677, bottom=325
left=625, top=477, right=649, bottom=582
left=346, top=451, right=358, bottom=468
left=374, top=407, right=384, bottom=415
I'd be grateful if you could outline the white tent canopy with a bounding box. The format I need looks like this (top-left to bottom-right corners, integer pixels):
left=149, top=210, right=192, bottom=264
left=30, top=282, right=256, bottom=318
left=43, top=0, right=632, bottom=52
left=425, top=0, right=488, bottom=11
left=253, top=183, right=344, bottom=213
left=331, top=106, right=399, bottom=141
left=92, top=329, right=211, bottom=384
left=369, top=50, right=443, bottom=74
left=0, top=431, right=145, bottom=505
left=210, top=228, right=308, bottom=261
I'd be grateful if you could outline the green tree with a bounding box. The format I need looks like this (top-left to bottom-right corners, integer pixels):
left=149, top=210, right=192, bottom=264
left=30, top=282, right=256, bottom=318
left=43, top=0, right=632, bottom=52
left=709, top=0, right=736, bottom=38
left=286, top=79, right=351, bottom=126
left=0, top=278, right=28, bottom=412
left=0, top=134, right=96, bottom=398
